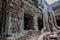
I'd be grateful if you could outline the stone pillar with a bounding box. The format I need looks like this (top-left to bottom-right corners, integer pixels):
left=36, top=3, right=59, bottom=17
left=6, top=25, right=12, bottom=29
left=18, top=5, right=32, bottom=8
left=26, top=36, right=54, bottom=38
left=18, top=8, right=24, bottom=33
left=33, top=14, right=39, bottom=32
left=7, top=12, right=12, bottom=35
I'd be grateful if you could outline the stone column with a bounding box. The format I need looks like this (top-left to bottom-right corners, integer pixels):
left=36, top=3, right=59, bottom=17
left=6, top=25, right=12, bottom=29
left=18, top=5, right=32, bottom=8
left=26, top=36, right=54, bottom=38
left=33, top=14, right=39, bottom=32
left=18, top=8, right=24, bottom=33
left=7, top=12, right=12, bottom=35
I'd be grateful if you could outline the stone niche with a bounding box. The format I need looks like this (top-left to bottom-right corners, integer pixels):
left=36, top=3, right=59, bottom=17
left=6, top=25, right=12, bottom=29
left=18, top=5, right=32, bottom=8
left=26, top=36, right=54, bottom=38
left=24, top=13, right=34, bottom=30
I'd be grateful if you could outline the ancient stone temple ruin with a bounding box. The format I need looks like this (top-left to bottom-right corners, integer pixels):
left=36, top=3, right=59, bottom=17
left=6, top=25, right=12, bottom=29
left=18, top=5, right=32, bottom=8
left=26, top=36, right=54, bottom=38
left=0, top=0, right=60, bottom=40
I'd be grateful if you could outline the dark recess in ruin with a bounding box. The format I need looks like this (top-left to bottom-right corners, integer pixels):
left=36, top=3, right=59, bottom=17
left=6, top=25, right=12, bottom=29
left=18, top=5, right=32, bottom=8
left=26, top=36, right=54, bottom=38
left=56, top=20, right=60, bottom=26
left=0, top=0, right=7, bottom=36
left=38, top=18, right=43, bottom=31
left=24, top=14, right=33, bottom=30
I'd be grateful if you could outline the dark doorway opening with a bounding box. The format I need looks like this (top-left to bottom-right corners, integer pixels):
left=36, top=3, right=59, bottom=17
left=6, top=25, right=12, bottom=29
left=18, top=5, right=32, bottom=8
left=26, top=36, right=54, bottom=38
left=0, top=13, right=6, bottom=36
left=56, top=20, right=60, bottom=26
left=24, top=14, right=33, bottom=30
left=38, top=18, right=43, bottom=30
left=0, top=13, right=3, bottom=35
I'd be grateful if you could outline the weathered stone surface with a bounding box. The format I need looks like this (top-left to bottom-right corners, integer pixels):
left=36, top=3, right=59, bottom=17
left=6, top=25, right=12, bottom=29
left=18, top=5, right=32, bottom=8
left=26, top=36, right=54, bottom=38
left=0, top=0, right=60, bottom=40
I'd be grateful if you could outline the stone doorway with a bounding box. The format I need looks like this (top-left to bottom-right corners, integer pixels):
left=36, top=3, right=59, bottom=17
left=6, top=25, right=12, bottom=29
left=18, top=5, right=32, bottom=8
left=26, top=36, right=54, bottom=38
left=0, top=13, right=6, bottom=36
left=38, top=18, right=43, bottom=31
left=56, top=19, right=60, bottom=26
left=24, top=14, right=34, bottom=30
left=0, top=12, right=6, bottom=36
left=0, top=13, right=3, bottom=35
